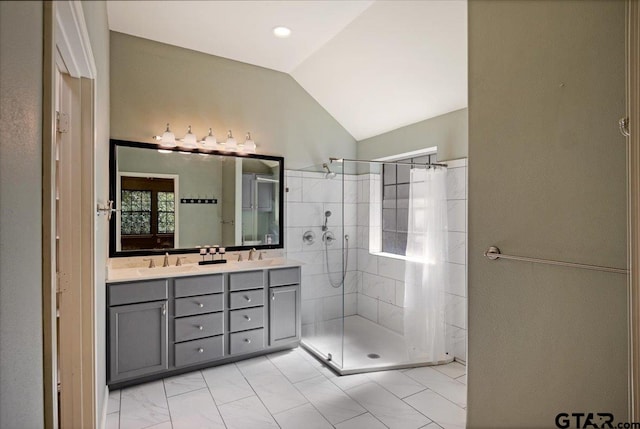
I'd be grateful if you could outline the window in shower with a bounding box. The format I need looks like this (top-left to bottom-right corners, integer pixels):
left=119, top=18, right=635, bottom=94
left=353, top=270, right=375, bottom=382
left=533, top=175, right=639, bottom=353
left=381, top=152, right=437, bottom=256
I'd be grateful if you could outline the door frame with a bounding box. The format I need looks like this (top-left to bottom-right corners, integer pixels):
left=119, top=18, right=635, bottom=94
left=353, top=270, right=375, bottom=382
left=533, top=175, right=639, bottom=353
left=629, top=0, right=640, bottom=421
left=43, top=1, right=97, bottom=428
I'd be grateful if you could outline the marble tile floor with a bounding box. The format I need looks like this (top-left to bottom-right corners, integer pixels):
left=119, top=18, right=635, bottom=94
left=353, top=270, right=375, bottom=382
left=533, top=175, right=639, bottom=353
left=106, top=347, right=466, bottom=429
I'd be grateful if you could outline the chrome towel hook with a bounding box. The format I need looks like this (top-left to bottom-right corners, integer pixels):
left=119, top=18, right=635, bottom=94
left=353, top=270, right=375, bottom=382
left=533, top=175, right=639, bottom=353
left=619, top=117, right=630, bottom=137
left=96, top=200, right=117, bottom=221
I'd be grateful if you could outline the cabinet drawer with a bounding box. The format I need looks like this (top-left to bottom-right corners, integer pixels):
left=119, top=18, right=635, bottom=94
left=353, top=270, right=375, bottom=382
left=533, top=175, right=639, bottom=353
left=268, top=267, right=300, bottom=287
left=174, top=335, right=224, bottom=367
left=229, top=289, right=264, bottom=309
left=229, top=270, right=264, bottom=291
left=174, top=312, right=224, bottom=342
left=229, top=307, right=264, bottom=333
left=175, top=294, right=224, bottom=317
left=229, top=328, right=265, bottom=355
left=175, top=274, right=224, bottom=297
left=109, top=279, right=168, bottom=306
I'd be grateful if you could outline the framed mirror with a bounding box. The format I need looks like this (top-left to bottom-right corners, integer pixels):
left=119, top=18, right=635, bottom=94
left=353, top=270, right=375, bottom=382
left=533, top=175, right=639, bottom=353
left=109, top=139, right=284, bottom=257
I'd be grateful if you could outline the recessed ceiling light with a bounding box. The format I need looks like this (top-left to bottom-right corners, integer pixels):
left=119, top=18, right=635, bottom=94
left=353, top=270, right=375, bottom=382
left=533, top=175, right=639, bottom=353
left=273, top=26, right=291, bottom=38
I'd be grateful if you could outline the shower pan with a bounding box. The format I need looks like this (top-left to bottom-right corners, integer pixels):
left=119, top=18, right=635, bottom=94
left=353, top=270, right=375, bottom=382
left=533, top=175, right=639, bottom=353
left=289, top=157, right=456, bottom=375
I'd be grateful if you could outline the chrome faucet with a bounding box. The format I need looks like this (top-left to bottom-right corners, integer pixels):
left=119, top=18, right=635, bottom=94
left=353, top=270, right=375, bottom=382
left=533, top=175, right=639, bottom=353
left=175, top=256, right=187, bottom=266
left=143, top=258, right=155, bottom=268
left=248, top=248, right=257, bottom=261
left=163, top=252, right=170, bottom=267
left=258, top=251, right=265, bottom=260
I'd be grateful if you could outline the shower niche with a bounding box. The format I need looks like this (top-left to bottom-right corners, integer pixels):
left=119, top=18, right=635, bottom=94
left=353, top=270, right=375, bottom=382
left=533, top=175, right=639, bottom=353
left=285, top=156, right=468, bottom=374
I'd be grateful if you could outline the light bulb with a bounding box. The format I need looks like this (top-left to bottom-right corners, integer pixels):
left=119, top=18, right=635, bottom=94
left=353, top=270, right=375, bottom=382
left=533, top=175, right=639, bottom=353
left=225, top=130, right=237, bottom=151
left=273, top=26, right=291, bottom=38
left=182, top=125, right=198, bottom=148
left=243, top=132, right=256, bottom=153
left=204, top=128, right=217, bottom=148
left=160, top=123, right=176, bottom=147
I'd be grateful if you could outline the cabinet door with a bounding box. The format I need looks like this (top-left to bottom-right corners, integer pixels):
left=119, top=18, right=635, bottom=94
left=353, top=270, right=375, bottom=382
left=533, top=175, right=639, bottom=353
left=269, top=285, right=300, bottom=346
left=109, top=300, right=168, bottom=383
left=256, top=178, right=273, bottom=212
left=242, top=174, right=253, bottom=209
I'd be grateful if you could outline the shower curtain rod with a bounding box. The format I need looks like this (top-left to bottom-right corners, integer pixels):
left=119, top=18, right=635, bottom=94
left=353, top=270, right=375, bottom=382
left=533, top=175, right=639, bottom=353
left=328, top=157, right=448, bottom=168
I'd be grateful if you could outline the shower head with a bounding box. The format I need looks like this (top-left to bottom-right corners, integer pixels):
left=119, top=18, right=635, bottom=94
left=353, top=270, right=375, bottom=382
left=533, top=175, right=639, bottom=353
left=322, top=163, right=337, bottom=180
left=325, top=211, right=332, bottom=218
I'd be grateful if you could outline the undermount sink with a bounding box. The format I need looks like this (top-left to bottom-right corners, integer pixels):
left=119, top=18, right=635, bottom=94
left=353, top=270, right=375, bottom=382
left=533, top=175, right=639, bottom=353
left=229, top=258, right=286, bottom=268
left=137, top=265, right=198, bottom=276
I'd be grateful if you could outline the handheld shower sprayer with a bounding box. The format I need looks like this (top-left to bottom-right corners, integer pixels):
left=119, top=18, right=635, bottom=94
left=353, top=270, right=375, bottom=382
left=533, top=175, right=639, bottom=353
left=322, top=211, right=331, bottom=231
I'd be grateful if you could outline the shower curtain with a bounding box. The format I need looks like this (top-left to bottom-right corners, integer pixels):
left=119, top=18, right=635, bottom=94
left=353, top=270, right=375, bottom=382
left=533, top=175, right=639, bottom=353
left=404, top=166, right=449, bottom=361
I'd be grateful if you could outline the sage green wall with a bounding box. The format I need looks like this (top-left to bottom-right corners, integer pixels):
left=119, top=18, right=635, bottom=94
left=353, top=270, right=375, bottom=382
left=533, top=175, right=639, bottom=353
left=0, top=1, right=44, bottom=427
left=110, top=32, right=356, bottom=170
left=357, top=108, right=467, bottom=161
left=81, top=1, right=110, bottom=420
left=467, top=1, right=627, bottom=427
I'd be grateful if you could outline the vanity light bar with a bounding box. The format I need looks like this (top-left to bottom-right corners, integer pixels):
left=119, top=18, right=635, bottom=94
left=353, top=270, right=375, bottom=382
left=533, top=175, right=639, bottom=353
left=153, top=124, right=257, bottom=154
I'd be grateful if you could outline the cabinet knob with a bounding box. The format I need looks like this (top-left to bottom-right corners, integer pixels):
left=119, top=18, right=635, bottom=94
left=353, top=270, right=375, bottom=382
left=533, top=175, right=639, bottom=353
left=244, top=295, right=251, bottom=302
left=198, top=303, right=204, bottom=308
left=162, top=304, right=166, bottom=316
left=244, top=315, right=251, bottom=321
left=272, top=293, right=275, bottom=301
left=198, top=348, right=204, bottom=353
left=198, top=325, right=204, bottom=331
left=244, top=338, right=251, bottom=343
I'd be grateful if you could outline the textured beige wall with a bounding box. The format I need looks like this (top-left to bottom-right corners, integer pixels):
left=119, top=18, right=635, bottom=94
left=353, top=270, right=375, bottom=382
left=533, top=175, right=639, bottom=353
left=0, top=1, right=44, bottom=427
left=357, top=108, right=467, bottom=162
left=81, top=1, right=110, bottom=420
left=110, top=32, right=356, bottom=170
left=468, top=1, right=627, bottom=427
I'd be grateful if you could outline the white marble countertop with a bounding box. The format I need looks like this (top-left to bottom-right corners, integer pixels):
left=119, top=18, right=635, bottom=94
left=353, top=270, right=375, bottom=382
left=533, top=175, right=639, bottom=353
left=106, top=257, right=302, bottom=283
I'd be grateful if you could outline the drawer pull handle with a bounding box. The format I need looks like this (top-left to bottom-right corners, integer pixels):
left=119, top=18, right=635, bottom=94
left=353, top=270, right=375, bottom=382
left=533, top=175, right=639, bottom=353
left=162, top=304, right=166, bottom=316
left=198, top=348, right=204, bottom=353
left=272, top=293, right=275, bottom=301
left=244, top=338, right=251, bottom=343
left=244, top=296, right=251, bottom=302
left=244, top=315, right=251, bottom=321
left=198, top=325, right=204, bottom=330
left=198, top=303, right=204, bottom=308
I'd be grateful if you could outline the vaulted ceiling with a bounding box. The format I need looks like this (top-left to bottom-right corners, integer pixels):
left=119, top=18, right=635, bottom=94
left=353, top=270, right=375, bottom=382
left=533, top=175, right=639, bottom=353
left=107, top=1, right=467, bottom=141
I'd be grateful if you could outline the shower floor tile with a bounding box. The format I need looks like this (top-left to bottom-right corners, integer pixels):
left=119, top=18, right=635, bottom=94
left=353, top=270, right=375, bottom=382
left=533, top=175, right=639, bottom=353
left=107, top=346, right=466, bottom=429
left=303, top=315, right=446, bottom=371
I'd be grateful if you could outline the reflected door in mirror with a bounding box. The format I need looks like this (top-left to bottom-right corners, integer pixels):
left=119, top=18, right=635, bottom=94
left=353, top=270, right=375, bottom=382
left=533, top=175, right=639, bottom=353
left=120, top=176, right=175, bottom=250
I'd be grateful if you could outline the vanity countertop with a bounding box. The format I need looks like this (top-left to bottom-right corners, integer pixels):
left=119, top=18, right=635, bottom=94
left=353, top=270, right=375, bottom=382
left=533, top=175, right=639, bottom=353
left=107, top=257, right=302, bottom=283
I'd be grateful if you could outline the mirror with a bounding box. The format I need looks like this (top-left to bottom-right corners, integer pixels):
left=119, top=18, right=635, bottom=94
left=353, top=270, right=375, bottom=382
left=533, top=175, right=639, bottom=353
left=109, top=139, right=283, bottom=257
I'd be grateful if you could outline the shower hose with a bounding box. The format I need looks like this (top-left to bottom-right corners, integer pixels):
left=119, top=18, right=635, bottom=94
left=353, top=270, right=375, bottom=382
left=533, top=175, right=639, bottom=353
left=325, top=233, right=349, bottom=288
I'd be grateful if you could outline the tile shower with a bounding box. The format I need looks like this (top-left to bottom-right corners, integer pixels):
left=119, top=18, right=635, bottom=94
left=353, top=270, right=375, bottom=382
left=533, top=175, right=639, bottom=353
left=284, top=158, right=467, bottom=373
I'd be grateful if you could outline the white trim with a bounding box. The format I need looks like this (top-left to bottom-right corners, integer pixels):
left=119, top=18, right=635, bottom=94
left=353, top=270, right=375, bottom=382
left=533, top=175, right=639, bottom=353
left=55, top=0, right=96, bottom=79
left=116, top=172, right=181, bottom=251
left=99, top=386, right=109, bottom=429
left=374, top=146, right=438, bottom=162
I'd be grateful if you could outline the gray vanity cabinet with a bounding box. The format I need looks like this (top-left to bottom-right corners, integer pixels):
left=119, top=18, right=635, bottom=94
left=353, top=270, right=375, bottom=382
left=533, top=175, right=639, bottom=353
left=109, top=300, right=168, bottom=383
left=108, top=265, right=301, bottom=388
left=269, top=267, right=301, bottom=347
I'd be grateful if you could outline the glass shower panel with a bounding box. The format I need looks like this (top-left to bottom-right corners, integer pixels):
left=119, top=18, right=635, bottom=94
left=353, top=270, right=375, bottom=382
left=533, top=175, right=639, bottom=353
left=290, top=162, right=345, bottom=370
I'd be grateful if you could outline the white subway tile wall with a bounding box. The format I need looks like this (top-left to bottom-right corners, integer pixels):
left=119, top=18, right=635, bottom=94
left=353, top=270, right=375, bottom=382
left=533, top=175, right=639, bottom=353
left=284, top=160, right=467, bottom=363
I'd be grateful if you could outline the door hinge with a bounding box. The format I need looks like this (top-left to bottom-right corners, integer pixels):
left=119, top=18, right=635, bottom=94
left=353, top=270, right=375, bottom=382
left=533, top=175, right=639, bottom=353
left=56, top=111, right=68, bottom=134
left=56, top=272, right=68, bottom=293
